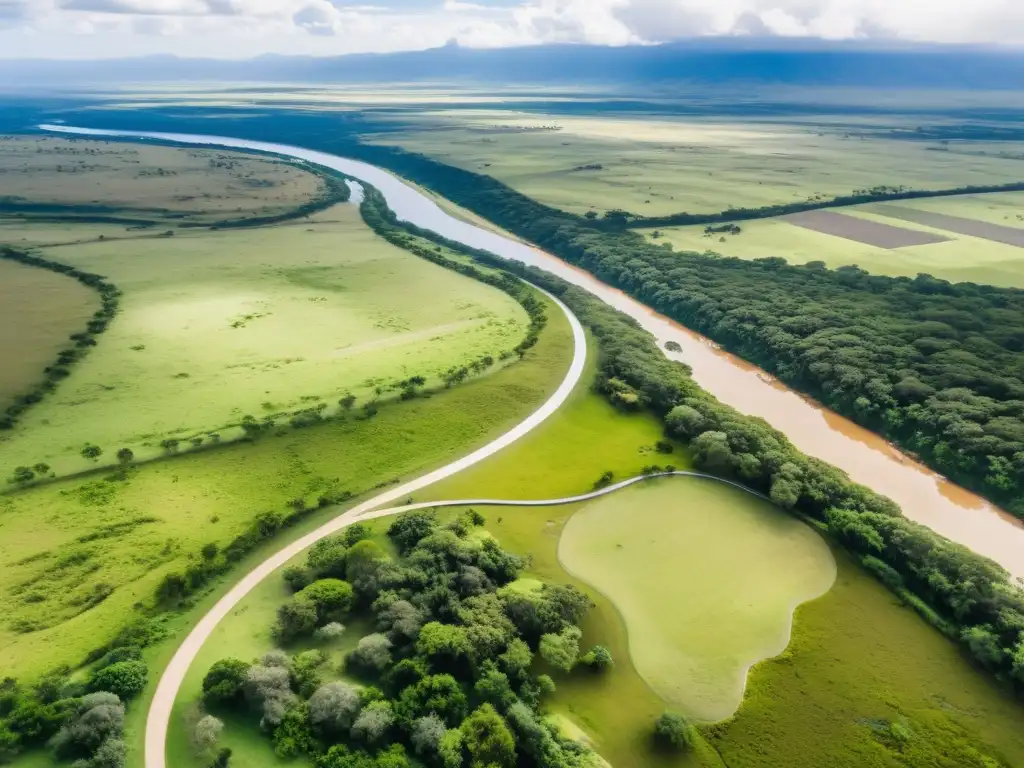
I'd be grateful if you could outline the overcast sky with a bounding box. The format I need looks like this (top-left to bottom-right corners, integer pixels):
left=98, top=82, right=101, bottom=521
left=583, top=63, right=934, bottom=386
left=1, top=0, right=1022, bottom=59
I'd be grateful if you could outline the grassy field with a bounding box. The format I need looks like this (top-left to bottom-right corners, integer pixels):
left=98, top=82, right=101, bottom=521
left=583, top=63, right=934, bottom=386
left=164, top=373, right=718, bottom=768
left=558, top=477, right=836, bottom=722
left=706, top=549, right=1024, bottom=767
left=365, top=109, right=1024, bottom=217
left=0, top=281, right=569, bottom=688
left=0, top=203, right=528, bottom=474
left=0, top=258, right=98, bottom=410
left=0, top=135, right=322, bottom=224
left=637, top=191, right=1024, bottom=288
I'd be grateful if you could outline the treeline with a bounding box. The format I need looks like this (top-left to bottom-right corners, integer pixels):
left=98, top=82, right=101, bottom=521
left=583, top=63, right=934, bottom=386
left=0, top=247, right=121, bottom=431
left=617, top=179, right=1024, bottom=229
left=196, top=511, right=664, bottom=768
left=297, top=131, right=1024, bottom=519
left=193, top=165, right=351, bottom=230
left=0, top=623, right=155, bottom=765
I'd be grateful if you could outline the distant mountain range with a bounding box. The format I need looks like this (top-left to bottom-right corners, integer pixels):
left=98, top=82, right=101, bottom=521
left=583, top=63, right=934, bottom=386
left=3, top=39, right=1024, bottom=89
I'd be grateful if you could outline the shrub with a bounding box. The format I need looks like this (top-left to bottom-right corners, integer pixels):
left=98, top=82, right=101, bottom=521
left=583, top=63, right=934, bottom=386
left=89, top=661, right=147, bottom=701
left=653, top=711, right=697, bottom=751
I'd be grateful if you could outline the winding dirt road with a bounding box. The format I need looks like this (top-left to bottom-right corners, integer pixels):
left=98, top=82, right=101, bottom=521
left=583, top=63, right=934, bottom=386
left=143, top=287, right=585, bottom=768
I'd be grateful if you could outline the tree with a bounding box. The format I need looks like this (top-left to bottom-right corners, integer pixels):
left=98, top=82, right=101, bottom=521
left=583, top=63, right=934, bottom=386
left=275, top=596, right=318, bottom=641
left=351, top=700, right=394, bottom=743
left=416, top=622, right=471, bottom=665
left=347, top=634, right=393, bottom=673
left=653, top=712, right=697, bottom=751
left=81, top=444, right=102, bottom=460
left=377, top=599, right=423, bottom=642
left=32, top=463, right=51, bottom=475
left=193, top=715, right=223, bottom=755
left=202, top=658, right=251, bottom=706
left=245, top=657, right=296, bottom=729
left=291, top=650, right=328, bottom=697
left=474, top=667, right=514, bottom=711
left=306, top=536, right=348, bottom=579
left=298, top=579, right=354, bottom=622
left=539, top=626, right=581, bottom=673
left=438, top=729, right=464, bottom=768
left=498, top=638, right=533, bottom=682
left=283, top=566, right=314, bottom=593
left=387, top=511, right=437, bottom=554
left=89, top=660, right=147, bottom=701
left=308, top=682, right=362, bottom=735
left=580, top=645, right=613, bottom=671
left=338, top=394, right=357, bottom=412
left=116, top=448, right=134, bottom=465
left=396, top=674, right=467, bottom=728
left=10, top=466, right=34, bottom=484
left=411, top=714, right=447, bottom=757
left=51, top=693, right=125, bottom=760
left=460, top=704, right=515, bottom=768
left=314, top=622, right=347, bottom=641
left=89, top=737, right=127, bottom=768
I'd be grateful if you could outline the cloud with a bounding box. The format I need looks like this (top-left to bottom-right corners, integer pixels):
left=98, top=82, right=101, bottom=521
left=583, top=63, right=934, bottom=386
left=2, top=0, right=1024, bottom=58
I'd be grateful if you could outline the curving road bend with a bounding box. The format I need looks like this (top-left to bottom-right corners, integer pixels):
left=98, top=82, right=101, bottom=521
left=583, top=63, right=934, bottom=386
left=142, top=288, right=585, bottom=768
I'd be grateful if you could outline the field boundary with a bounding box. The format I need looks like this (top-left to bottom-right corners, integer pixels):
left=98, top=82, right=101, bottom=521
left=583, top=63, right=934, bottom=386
left=0, top=246, right=120, bottom=432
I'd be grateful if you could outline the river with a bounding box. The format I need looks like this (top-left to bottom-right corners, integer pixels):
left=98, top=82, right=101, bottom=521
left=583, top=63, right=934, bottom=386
left=40, top=124, right=1024, bottom=579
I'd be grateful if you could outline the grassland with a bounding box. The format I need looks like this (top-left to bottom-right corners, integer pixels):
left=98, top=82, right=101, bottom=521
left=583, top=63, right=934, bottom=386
left=637, top=191, right=1024, bottom=288
left=0, top=258, right=98, bottom=410
left=706, top=549, right=1024, bottom=767
left=0, top=203, right=528, bottom=474
left=0, top=281, right=569, bottom=687
left=0, top=136, right=322, bottom=224
left=558, top=477, right=836, bottom=722
left=364, top=110, right=1024, bottom=217
left=164, top=373, right=717, bottom=768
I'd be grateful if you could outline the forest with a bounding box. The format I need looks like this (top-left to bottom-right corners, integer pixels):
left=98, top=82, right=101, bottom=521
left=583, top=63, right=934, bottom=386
left=197, top=513, right=626, bottom=768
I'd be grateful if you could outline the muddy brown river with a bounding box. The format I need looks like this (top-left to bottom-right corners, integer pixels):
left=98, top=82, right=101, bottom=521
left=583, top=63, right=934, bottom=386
left=42, top=125, right=1024, bottom=580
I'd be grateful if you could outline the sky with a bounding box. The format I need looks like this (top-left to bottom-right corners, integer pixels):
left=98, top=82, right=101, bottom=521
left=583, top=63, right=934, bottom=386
left=0, top=0, right=1022, bottom=59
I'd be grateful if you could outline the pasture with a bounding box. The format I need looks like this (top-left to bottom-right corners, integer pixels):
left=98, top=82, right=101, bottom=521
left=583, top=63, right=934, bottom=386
left=364, top=109, right=1024, bottom=217
left=558, top=477, right=836, bottom=721
left=707, top=550, right=1024, bottom=767
left=0, top=135, right=322, bottom=224
left=639, top=191, right=1024, bottom=288
left=0, top=258, right=98, bottom=410
left=0, top=203, right=528, bottom=473
left=0, top=286, right=572, bottom=693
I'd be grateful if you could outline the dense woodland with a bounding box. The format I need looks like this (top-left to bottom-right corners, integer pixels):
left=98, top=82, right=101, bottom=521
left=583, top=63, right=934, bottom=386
left=200, top=514, right=628, bottom=768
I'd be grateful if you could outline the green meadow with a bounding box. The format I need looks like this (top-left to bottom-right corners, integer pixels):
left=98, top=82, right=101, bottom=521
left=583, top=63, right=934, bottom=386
left=0, top=203, right=528, bottom=474
left=0, top=284, right=569, bottom=688
left=365, top=110, right=1024, bottom=217
left=638, top=191, right=1024, bottom=288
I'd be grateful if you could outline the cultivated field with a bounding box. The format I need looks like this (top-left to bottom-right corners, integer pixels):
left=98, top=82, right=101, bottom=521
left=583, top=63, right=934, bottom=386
left=0, top=136, right=323, bottom=224
left=639, top=191, right=1024, bottom=287
left=0, top=203, right=528, bottom=473
left=558, top=477, right=836, bottom=721
left=364, top=109, right=1024, bottom=217
left=0, top=258, right=98, bottom=410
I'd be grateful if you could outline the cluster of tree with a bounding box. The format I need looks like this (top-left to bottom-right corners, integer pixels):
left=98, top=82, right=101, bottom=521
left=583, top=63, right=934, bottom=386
left=307, top=131, right=1024, bottom=518
left=0, top=640, right=149, bottom=765
left=703, top=224, right=742, bottom=236
left=0, top=247, right=121, bottom=432
left=201, top=510, right=618, bottom=768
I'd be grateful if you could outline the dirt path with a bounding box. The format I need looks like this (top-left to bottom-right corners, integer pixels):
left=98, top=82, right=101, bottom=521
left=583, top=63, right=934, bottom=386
left=143, top=286, right=585, bottom=768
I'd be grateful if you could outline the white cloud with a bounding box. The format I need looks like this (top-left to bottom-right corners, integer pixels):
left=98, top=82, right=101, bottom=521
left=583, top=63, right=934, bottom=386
left=1, top=0, right=1024, bottom=58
